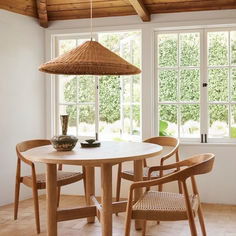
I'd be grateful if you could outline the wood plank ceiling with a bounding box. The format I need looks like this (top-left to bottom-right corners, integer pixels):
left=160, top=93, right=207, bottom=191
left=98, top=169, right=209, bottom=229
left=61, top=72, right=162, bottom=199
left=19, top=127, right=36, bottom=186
left=1, top=0, right=236, bottom=28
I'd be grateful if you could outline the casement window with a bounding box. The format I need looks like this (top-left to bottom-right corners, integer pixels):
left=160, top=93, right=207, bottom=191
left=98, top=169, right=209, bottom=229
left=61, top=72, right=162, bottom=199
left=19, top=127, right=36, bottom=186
left=156, top=29, right=236, bottom=142
left=54, top=31, right=141, bottom=141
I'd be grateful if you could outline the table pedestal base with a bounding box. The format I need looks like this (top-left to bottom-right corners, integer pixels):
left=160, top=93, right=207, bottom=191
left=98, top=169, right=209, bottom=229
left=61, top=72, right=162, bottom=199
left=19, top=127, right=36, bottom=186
left=46, top=160, right=144, bottom=236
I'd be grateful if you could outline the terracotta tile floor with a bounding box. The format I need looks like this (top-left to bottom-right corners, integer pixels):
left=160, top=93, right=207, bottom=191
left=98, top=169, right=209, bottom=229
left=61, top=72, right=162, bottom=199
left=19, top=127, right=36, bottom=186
left=0, top=195, right=236, bottom=236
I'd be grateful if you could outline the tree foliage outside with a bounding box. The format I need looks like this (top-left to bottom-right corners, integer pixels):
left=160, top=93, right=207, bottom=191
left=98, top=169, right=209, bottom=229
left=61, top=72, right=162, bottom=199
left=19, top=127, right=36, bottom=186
left=99, top=75, right=120, bottom=123
left=158, top=31, right=236, bottom=138
left=59, top=30, right=236, bottom=139
left=60, top=31, right=141, bottom=139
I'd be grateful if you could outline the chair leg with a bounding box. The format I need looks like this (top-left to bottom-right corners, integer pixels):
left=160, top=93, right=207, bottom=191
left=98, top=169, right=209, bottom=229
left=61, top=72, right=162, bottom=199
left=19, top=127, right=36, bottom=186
left=157, top=180, right=162, bottom=224
left=116, top=164, right=122, bottom=202
left=178, top=180, right=183, bottom=194
left=83, top=166, right=86, bottom=196
left=57, top=186, right=61, bottom=207
left=183, top=181, right=197, bottom=236
left=115, top=164, right=122, bottom=216
left=190, top=176, right=206, bottom=236
left=32, top=185, right=40, bottom=234
left=14, top=178, right=20, bottom=220
left=197, top=204, right=207, bottom=236
left=124, top=209, right=132, bottom=236
left=142, top=220, right=147, bottom=236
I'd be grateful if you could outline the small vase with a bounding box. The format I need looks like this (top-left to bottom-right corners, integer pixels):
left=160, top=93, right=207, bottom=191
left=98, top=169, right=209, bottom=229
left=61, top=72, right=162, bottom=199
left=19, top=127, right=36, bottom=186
left=60, top=115, right=69, bottom=135
left=50, top=115, right=78, bottom=151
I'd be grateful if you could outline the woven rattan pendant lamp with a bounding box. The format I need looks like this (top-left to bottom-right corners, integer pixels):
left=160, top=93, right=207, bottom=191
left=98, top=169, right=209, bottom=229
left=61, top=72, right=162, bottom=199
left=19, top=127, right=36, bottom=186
left=39, top=0, right=141, bottom=76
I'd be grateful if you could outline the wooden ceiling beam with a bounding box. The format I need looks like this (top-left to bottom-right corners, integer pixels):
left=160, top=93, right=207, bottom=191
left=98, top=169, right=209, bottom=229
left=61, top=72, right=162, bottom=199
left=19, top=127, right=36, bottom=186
left=36, top=0, right=48, bottom=28
left=128, top=0, right=150, bottom=22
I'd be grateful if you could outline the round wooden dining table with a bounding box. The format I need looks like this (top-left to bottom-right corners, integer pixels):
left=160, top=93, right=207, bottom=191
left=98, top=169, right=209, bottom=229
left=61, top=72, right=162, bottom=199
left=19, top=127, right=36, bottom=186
left=22, top=141, right=162, bottom=236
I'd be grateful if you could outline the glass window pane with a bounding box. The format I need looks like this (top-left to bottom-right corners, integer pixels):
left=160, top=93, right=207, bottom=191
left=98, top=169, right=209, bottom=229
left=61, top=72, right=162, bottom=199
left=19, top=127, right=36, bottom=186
left=58, top=75, right=76, bottom=103
left=59, top=39, right=76, bottom=55
left=230, top=31, right=236, bottom=65
left=231, top=69, right=236, bottom=101
left=180, top=33, right=200, bottom=66
left=78, top=75, right=95, bottom=103
left=208, top=32, right=228, bottom=66
left=231, top=105, right=236, bottom=138
left=180, top=69, right=200, bottom=102
left=132, top=105, right=140, bottom=136
left=99, top=76, right=121, bottom=140
left=59, top=105, right=77, bottom=136
left=133, top=75, right=140, bottom=103
left=121, top=41, right=131, bottom=62
left=209, top=104, right=228, bottom=138
left=78, top=38, right=89, bottom=46
left=208, top=68, right=228, bottom=102
left=180, top=105, right=200, bottom=138
left=123, top=105, right=131, bottom=134
left=99, top=120, right=121, bottom=141
left=97, top=31, right=141, bottom=141
left=158, top=70, right=178, bottom=102
left=123, top=76, right=130, bottom=103
left=99, top=33, right=120, bottom=52
left=158, top=34, right=178, bottom=67
left=159, top=105, right=178, bottom=137
left=132, top=38, right=141, bottom=68
left=78, top=105, right=95, bottom=137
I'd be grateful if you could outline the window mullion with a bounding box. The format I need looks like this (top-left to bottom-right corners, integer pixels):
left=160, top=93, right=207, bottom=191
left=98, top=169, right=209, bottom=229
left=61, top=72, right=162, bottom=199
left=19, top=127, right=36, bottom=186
left=120, top=77, right=124, bottom=136
left=95, top=76, right=99, bottom=139
left=228, top=31, right=231, bottom=138
left=200, top=29, right=208, bottom=140
left=120, top=43, right=124, bottom=136
left=54, top=38, right=59, bottom=136
left=177, top=33, right=181, bottom=139
left=130, top=40, right=133, bottom=135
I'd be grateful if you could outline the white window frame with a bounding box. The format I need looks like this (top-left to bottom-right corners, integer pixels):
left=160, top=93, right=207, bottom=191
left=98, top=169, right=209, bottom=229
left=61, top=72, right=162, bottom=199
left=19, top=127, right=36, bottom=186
left=205, top=28, right=236, bottom=143
left=155, top=29, right=203, bottom=143
left=53, top=30, right=142, bottom=141
left=54, top=34, right=98, bottom=140
left=155, top=28, right=236, bottom=143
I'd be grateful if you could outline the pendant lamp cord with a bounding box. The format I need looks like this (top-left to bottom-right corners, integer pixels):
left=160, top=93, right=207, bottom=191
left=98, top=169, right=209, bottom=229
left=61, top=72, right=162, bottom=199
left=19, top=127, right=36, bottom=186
left=90, top=0, right=93, bottom=41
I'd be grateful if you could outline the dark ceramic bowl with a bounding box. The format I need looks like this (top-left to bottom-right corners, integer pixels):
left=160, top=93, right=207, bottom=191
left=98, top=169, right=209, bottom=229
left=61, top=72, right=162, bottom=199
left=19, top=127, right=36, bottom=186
left=50, top=135, right=78, bottom=151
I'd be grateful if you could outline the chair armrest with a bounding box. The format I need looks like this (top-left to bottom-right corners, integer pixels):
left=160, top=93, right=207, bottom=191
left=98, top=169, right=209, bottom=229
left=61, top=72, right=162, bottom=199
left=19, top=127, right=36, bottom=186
left=160, top=146, right=179, bottom=164
left=16, top=146, right=33, bottom=166
left=148, top=165, right=177, bottom=179
left=130, top=170, right=182, bottom=192
left=148, top=157, right=192, bottom=179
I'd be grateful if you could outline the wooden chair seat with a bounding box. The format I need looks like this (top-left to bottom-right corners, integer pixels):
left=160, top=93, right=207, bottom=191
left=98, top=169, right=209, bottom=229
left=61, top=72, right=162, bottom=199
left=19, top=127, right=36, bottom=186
left=132, top=190, right=199, bottom=221
left=116, top=137, right=183, bottom=206
left=124, top=153, right=215, bottom=236
left=22, top=171, right=84, bottom=189
left=121, top=167, right=177, bottom=181
left=121, top=167, right=160, bottom=181
left=14, top=139, right=86, bottom=234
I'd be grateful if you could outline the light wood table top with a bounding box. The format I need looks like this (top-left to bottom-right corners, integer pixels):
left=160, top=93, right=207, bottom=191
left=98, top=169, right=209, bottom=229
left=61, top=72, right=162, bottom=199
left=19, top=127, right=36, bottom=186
left=22, top=141, right=162, bottom=166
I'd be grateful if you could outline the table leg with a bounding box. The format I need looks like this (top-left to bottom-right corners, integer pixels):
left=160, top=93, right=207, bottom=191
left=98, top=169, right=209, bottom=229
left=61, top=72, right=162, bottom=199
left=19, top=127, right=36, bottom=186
left=85, top=166, right=95, bottom=223
left=134, top=159, right=143, bottom=230
left=46, top=163, right=57, bottom=236
left=101, top=163, right=112, bottom=236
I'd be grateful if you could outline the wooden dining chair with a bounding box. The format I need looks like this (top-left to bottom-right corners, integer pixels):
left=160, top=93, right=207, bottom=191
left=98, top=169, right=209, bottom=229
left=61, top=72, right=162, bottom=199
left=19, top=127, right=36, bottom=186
left=116, top=136, right=182, bottom=204
left=14, top=139, right=86, bottom=234
left=124, top=153, right=215, bottom=236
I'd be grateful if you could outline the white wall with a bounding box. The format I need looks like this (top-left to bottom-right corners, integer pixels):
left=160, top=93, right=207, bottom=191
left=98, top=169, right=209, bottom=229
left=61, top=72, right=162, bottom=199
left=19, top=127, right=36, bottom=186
left=45, top=9, right=236, bottom=205
left=0, top=10, right=45, bottom=206
left=179, top=144, right=236, bottom=205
